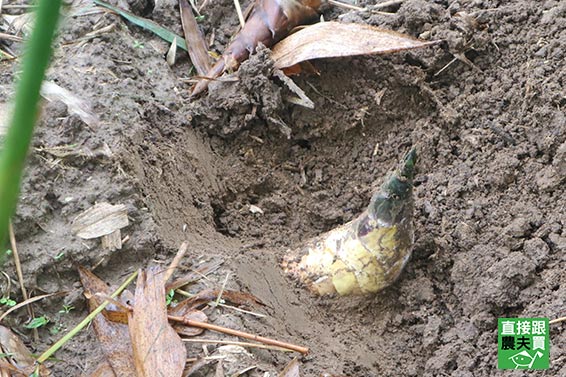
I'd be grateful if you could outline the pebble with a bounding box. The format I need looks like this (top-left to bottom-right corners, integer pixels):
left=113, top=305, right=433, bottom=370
left=523, top=237, right=550, bottom=267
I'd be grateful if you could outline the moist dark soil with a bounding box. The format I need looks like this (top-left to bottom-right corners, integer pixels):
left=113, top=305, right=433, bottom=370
left=1, top=0, right=565, bottom=375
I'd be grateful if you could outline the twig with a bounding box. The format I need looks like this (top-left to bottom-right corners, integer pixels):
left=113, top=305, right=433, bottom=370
left=0, top=292, right=64, bottom=323
left=434, top=56, right=458, bottom=77
left=373, top=0, right=405, bottom=10
left=8, top=221, right=37, bottom=341
left=0, top=48, right=16, bottom=60
left=211, top=302, right=266, bottom=318
left=164, top=241, right=188, bottom=283
left=550, top=316, right=566, bottom=325
left=182, top=338, right=292, bottom=352
left=213, top=272, right=230, bottom=309
left=331, top=0, right=404, bottom=18
left=176, top=289, right=266, bottom=318
left=328, top=0, right=364, bottom=11
left=188, top=0, right=201, bottom=16
left=198, top=0, right=211, bottom=12
left=2, top=4, right=37, bottom=10
left=274, top=69, right=315, bottom=109
left=233, top=0, right=245, bottom=28
left=0, top=32, right=24, bottom=43
left=35, top=270, right=138, bottom=364
left=165, top=259, right=223, bottom=291
left=0, top=271, right=11, bottom=296
left=306, top=82, right=348, bottom=109
left=168, top=316, right=309, bottom=354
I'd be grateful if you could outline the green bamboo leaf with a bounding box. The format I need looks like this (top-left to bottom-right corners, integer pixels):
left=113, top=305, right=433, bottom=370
left=24, top=316, right=50, bottom=329
left=93, top=0, right=189, bottom=52
left=0, top=0, right=62, bottom=256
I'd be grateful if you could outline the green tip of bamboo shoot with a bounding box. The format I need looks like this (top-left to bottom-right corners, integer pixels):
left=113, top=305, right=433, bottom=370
left=282, top=148, right=417, bottom=296
left=368, top=148, right=416, bottom=226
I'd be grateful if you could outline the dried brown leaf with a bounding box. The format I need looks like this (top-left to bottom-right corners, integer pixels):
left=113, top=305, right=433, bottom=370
left=128, top=268, right=186, bottom=377
left=179, top=0, right=211, bottom=76
left=0, top=325, right=50, bottom=376
left=172, top=309, right=207, bottom=337
left=2, top=13, right=34, bottom=36
left=165, top=259, right=223, bottom=291
left=72, top=202, right=129, bottom=239
left=278, top=357, right=300, bottom=377
left=271, top=21, right=440, bottom=69
left=166, top=37, right=178, bottom=66
left=78, top=267, right=136, bottom=377
left=172, top=289, right=263, bottom=313
left=88, top=361, right=116, bottom=377
left=40, top=81, right=100, bottom=127
left=220, top=289, right=264, bottom=307
left=274, top=69, right=314, bottom=109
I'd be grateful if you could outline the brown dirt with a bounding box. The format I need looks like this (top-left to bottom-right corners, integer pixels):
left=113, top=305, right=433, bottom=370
left=1, top=0, right=565, bottom=375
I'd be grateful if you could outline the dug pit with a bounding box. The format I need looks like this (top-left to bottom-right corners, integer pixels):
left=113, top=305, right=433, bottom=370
left=120, top=48, right=440, bottom=375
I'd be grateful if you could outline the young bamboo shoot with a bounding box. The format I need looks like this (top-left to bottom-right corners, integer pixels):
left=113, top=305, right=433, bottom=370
left=192, top=0, right=323, bottom=96
left=282, top=149, right=416, bottom=296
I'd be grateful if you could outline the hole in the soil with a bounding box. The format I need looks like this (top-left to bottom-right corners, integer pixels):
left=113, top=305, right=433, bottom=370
left=446, top=360, right=458, bottom=372
left=464, top=49, right=480, bottom=62
left=211, top=201, right=229, bottom=235
left=134, top=0, right=155, bottom=16
left=250, top=177, right=275, bottom=196
left=404, top=54, right=427, bottom=70
left=295, top=139, right=312, bottom=149
left=45, top=192, right=61, bottom=211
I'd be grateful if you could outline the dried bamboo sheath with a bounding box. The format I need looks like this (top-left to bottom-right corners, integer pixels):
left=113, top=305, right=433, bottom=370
left=192, top=0, right=322, bottom=95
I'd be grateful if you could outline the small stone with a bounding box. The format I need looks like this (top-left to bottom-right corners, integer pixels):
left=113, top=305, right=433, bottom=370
left=548, top=233, right=566, bottom=252
left=553, top=140, right=566, bottom=175
left=535, top=166, right=561, bottom=192
left=47, top=100, right=68, bottom=118
left=523, top=237, right=550, bottom=267
left=505, top=217, right=531, bottom=238
left=249, top=204, right=264, bottom=215
left=423, top=316, right=442, bottom=347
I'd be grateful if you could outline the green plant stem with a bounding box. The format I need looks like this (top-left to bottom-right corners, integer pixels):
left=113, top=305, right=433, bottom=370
left=0, top=0, right=62, bottom=251
left=35, top=270, right=139, bottom=364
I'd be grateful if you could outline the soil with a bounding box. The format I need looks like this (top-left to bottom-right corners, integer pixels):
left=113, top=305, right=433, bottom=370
left=1, top=0, right=565, bottom=376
